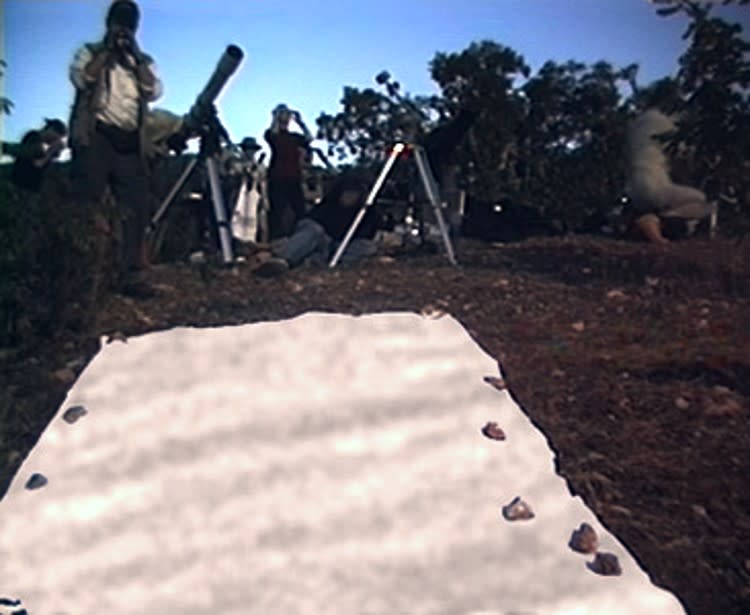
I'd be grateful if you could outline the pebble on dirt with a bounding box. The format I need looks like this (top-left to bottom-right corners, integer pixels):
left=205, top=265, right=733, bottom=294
left=606, top=289, right=628, bottom=300
left=63, top=405, right=88, bottom=424
left=569, top=522, right=599, bottom=554
left=586, top=552, right=622, bottom=576
left=52, top=368, right=76, bottom=384
left=25, top=473, right=48, bottom=490
left=481, top=422, right=506, bottom=441
left=502, top=496, right=535, bottom=521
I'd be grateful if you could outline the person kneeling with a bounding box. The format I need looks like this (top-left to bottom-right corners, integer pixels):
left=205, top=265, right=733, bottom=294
left=624, top=88, right=715, bottom=244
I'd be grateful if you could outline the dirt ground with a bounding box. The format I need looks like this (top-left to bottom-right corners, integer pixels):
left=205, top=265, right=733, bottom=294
left=1, top=234, right=748, bottom=614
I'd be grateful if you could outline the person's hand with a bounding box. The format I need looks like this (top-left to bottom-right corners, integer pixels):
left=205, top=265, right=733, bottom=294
left=126, top=34, right=145, bottom=64
left=112, top=27, right=142, bottom=61
left=114, top=27, right=134, bottom=51
left=291, top=110, right=302, bottom=123
left=104, top=29, right=119, bottom=52
left=166, top=130, right=189, bottom=154
left=47, top=141, right=64, bottom=159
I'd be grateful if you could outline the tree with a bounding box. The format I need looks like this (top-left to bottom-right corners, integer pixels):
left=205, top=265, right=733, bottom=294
left=0, top=60, right=14, bottom=116
left=315, top=40, right=639, bottom=232
left=315, top=79, right=436, bottom=166
left=513, top=60, right=636, bottom=230
left=650, top=0, right=749, bottom=16
left=429, top=40, right=530, bottom=202
left=651, top=0, right=750, bottom=230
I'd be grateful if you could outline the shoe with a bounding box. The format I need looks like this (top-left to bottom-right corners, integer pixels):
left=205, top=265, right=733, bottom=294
left=253, top=257, right=289, bottom=278
left=188, top=250, right=207, bottom=265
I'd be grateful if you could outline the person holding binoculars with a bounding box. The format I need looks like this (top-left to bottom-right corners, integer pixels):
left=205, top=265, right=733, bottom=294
left=264, top=104, right=313, bottom=240
left=68, top=0, right=162, bottom=299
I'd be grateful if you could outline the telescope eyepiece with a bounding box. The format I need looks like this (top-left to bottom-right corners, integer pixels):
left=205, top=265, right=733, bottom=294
left=225, top=44, right=244, bottom=61
left=375, top=70, right=390, bottom=85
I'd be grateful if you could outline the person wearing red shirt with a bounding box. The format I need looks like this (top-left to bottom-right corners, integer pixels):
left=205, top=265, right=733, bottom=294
left=263, top=103, right=312, bottom=239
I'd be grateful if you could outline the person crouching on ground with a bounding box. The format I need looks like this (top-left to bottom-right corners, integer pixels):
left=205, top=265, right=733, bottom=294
left=68, top=0, right=163, bottom=297
left=624, top=86, right=715, bottom=244
left=264, top=104, right=312, bottom=240
left=253, top=171, right=379, bottom=277
left=9, top=118, right=68, bottom=193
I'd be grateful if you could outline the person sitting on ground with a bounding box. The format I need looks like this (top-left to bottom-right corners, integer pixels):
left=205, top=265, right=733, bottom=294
left=253, top=171, right=379, bottom=277
left=9, top=118, right=68, bottom=192
left=624, top=85, right=715, bottom=244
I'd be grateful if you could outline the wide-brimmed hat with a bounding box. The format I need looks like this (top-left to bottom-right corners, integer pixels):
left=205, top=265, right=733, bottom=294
left=240, top=136, right=262, bottom=151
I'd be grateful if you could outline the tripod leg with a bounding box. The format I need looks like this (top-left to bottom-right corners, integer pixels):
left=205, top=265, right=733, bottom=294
left=709, top=200, right=718, bottom=239
left=413, top=146, right=458, bottom=265
left=206, top=157, right=235, bottom=264
left=328, top=206, right=370, bottom=268
left=328, top=144, right=405, bottom=268
left=148, top=156, right=200, bottom=233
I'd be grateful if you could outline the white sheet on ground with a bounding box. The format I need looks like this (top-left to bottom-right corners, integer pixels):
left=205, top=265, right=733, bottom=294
left=0, top=313, right=683, bottom=614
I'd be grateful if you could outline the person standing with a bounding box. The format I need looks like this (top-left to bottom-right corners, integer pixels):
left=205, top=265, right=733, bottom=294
left=264, top=104, right=312, bottom=240
left=68, top=0, right=163, bottom=296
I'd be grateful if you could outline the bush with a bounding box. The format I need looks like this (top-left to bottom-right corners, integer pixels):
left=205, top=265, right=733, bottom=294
left=0, top=169, right=115, bottom=345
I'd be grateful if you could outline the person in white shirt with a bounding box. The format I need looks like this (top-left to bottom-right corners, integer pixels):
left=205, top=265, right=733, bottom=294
left=68, top=0, right=163, bottom=297
left=625, top=89, right=715, bottom=244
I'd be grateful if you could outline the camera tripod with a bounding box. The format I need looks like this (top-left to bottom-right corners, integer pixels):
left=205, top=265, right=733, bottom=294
left=147, top=113, right=235, bottom=265
left=329, top=142, right=458, bottom=268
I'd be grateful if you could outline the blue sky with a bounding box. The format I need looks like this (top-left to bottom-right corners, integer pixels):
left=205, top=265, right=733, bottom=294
left=2, top=0, right=748, bottom=149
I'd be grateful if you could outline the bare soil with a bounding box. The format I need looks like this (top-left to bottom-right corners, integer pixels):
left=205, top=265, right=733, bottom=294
left=1, top=234, right=748, bottom=614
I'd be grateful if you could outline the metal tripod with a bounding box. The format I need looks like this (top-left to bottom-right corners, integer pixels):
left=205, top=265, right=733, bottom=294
left=328, top=142, right=457, bottom=268
left=147, top=119, right=234, bottom=265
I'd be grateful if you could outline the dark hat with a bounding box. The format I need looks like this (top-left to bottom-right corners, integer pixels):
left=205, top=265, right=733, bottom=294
left=43, top=118, right=67, bottom=136
left=240, top=137, right=262, bottom=151
left=106, top=0, right=140, bottom=31
left=273, top=103, right=291, bottom=116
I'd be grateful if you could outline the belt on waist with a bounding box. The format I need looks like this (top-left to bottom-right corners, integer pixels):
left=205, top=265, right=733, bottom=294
left=96, top=121, right=139, bottom=153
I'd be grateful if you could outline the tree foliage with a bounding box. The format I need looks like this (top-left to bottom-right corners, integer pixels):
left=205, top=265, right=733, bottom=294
left=428, top=41, right=530, bottom=202
left=0, top=172, right=107, bottom=344
left=314, top=2, right=750, bottom=235
left=651, top=0, right=749, bottom=18
left=651, top=0, right=750, bottom=227
left=316, top=41, right=639, bottom=230
left=514, top=60, right=637, bottom=228
left=0, top=60, right=14, bottom=115
left=315, top=81, right=437, bottom=166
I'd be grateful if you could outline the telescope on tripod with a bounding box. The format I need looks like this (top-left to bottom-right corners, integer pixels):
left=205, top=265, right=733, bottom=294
left=148, top=44, right=244, bottom=265
left=329, top=71, right=458, bottom=268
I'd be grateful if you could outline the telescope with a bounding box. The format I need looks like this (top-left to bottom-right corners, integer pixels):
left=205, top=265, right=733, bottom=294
left=149, top=44, right=245, bottom=266
left=374, top=70, right=428, bottom=122
left=183, top=44, right=244, bottom=135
